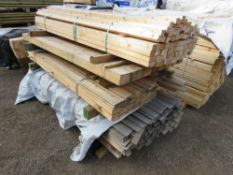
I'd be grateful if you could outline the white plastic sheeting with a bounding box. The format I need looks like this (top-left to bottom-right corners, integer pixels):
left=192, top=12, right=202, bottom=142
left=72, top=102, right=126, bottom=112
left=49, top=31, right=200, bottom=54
left=166, top=0, right=233, bottom=16
left=113, top=0, right=233, bottom=74
left=15, top=69, right=138, bottom=161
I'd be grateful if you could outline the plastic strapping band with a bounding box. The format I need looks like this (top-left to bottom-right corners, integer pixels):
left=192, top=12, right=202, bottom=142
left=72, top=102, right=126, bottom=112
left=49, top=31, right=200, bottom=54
left=104, top=22, right=114, bottom=53
left=75, top=77, right=88, bottom=93
left=73, top=17, right=79, bottom=41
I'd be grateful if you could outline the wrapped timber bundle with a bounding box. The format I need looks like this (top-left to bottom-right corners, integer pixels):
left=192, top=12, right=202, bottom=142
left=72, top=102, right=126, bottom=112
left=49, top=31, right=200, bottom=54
left=100, top=91, right=183, bottom=158
left=0, top=1, right=63, bottom=27
left=27, top=50, right=159, bottom=121
left=169, top=37, right=226, bottom=108
left=35, top=5, right=198, bottom=67
left=0, top=28, right=28, bottom=69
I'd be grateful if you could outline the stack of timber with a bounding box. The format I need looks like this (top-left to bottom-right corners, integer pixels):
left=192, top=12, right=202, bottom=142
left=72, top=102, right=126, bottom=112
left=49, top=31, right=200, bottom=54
left=169, top=36, right=226, bottom=108
left=28, top=50, right=159, bottom=121
left=35, top=5, right=198, bottom=67
left=0, top=11, right=35, bottom=26
left=0, top=0, right=63, bottom=8
left=23, top=31, right=152, bottom=86
left=100, top=91, right=183, bottom=158
left=63, top=0, right=96, bottom=5
left=0, top=0, right=62, bottom=27
left=9, top=37, right=29, bottom=65
left=23, top=5, right=198, bottom=120
left=20, top=5, right=196, bottom=158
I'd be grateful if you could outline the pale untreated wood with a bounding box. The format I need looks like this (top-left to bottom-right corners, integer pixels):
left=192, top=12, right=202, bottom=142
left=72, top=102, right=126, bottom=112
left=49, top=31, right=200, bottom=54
left=169, top=36, right=226, bottom=108
left=100, top=91, right=183, bottom=158
left=23, top=32, right=152, bottom=85
left=35, top=5, right=198, bottom=67
left=28, top=50, right=159, bottom=120
left=63, top=0, right=96, bottom=4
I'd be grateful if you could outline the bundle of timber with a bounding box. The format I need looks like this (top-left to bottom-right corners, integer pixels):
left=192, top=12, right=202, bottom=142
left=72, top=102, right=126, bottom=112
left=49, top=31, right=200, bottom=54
left=23, top=31, right=152, bottom=86
left=16, top=5, right=192, bottom=158
left=63, top=0, right=96, bottom=4
left=0, top=1, right=62, bottom=27
left=27, top=50, right=159, bottom=120
left=100, top=91, right=183, bottom=158
left=9, top=37, right=29, bottom=66
left=15, top=68, right=184, bottom=160
left=0, top=11, right=35, bottom=26
left=170, top=36, right=226, bottom=108
left=35, top=5, right=198, bottom=67
left=0, top=0, right=63, bottom=8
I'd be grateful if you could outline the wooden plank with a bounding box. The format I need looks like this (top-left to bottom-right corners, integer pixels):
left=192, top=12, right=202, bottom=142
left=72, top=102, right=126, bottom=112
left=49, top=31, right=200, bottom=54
left=113, top=123, right=133, bottom=137
left=99, top=139, right=122, bottom=159
left=28, top=50, right=158, bottom=120
left=169, top=37, right=225, bottom=108
left=122, top=119, right=142, bottom=132
left=9, top=37, right=29, bottom=65
left=100, top=91, right=183, bottom=158
left=95, top=146, right=109, bottom=160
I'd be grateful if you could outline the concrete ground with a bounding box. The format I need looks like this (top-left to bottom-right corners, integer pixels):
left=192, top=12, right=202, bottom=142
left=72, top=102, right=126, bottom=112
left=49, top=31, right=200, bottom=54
left=0, top=67, right=233, bottom=175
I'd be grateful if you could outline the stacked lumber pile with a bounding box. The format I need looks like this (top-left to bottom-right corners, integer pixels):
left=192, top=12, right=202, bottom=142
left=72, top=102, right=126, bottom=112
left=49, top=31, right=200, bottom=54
left=169, top=37, right=226, bottom=108
left=35, top=5, right=198, bottom=67
left=28, top=49, right=159, bottom=120
left=100, top=91, right=183, bottom=158
left=0, top=11, right=35, bottom=26
left=0, top=0, right=62, bottom=27
left=23, top=31, right=152, bottom=86
left=19, top=5, right=199, bottom=158
left=63, top=0, right=96, bottom=4
left=23, top=5, right=198, bottom=120
left=0, top=0, right=63, bottom=8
